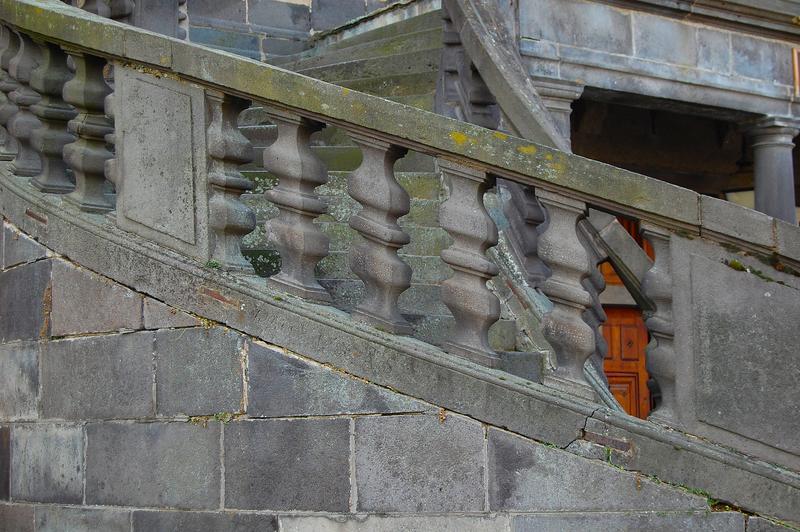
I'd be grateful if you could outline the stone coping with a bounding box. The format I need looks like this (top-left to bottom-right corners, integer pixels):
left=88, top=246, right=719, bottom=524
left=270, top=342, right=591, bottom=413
left=1, top=170, right=799, bottom=524
left=1, top=0, right=798, bottom=263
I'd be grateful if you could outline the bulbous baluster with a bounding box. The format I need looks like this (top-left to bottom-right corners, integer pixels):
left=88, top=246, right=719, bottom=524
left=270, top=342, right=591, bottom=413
left=347, top=133, right=412, bottom=334
left=0, top=26, right=20, bottom=160
left=503, top=181, right=550, bottom=287
left=7, top=31, right=42, bottom=177
left=577, top=219, right=609, bottom=384
left=536, top=189, right=596, bottom=398
left=263, top=109, right=331, bottom=302
left=640, top=223, right=680, bottom=426
left=103, top=91, right=116, bottom=185
left=206, top=90, right=256, bottom=272
left=438, top=160, right=501, bottom=368
left=30, top=39, right=77, bottom=192
left=62, top=49, right=114, bottom=213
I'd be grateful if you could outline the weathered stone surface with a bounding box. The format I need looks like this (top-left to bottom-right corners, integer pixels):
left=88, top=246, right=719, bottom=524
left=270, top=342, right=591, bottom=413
left=86, top=422, right=220, bottom=509
left=224, top=418, right=350, bottom=511
left=511, top=511, right=744, bottom=531
left=281, top=515, right=511, bottom=531
left=247, top=341, right=428, bottom=416
left=311, top=0, right=365, bottom=31
left=632, top=12, right=696, bottom=66
left=521, top=0, right=632, bottom=54
left=155, top=327, right=243, bottom=416
left=133, top=510, right=278, bottom=532
left=488, top=428, right=706, bottom=511
left=747, top=517, right=796, bottom=531
left=0, top=504, right=34, bottom=532
left=143, top=297, right=199, bottom=329
left=0, top=259, right=51, bottom=342
left=732, top=33, right=792, bottom=85
left=189, top=27, right=261, bottom=59
left=355, top=413, right=484, bottom=512
left=11, top=425, right=83, bottom=504
left=40, top=333, right=154, bottom=420
left=699, top=196, right=774, bottom=248
left=35, top=506, right=130, bottom=532
left=50, top=260, right=143, bottom=336
left=2, top=222, right=46, bottom=269
left=250, top=0, right=311, bottom=31
left=188, top=0, right=247, bottom=24
left=0, top=343, right=38, bottom=420
left=0, top=428, right=9, bottom=500
left=691, top=254, right=800, bottom=455
left=115, top=66, right=211, bottom=262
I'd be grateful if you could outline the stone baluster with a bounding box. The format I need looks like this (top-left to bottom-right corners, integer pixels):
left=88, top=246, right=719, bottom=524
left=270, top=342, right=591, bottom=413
left=263, top=109, right=331, bottom=302
left=0, top=27, right=11, bottom=153
left=29, top=40, right=77, bottom=193
left=177, top=0, right=189, bottom=40
left=502, top=182, right=550, bottom=288
left=0, top=26, right=20, bottom=160
left=438, top=159, right=501, bottom=368
left=346, top=133, right=412, bottom=334
left=206, top=90, right=256, bottom=272
left=7, top=31, right=42, bottom=177
left=577, top=219, right=609, bottom=383
left=640, top=223, right=679, bottom=426
left=103, top=91, right=116, bottom=186
left=535, top=189, right=596, bottom=398
left=62, top=48, right=114, bottom=213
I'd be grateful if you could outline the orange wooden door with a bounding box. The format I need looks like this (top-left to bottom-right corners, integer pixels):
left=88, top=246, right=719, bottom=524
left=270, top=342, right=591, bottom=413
left=602, top=307, right=651, bottom=418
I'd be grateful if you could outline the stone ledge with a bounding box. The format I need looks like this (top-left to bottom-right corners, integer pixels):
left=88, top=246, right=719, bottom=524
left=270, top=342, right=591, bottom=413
left=1, top=171, right=798, bottom=524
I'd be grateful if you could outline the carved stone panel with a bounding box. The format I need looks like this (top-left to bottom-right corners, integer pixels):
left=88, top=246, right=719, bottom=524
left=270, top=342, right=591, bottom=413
left=114, top=66, right=209, bottom=260
left=690, top=253, right=800, bottom=456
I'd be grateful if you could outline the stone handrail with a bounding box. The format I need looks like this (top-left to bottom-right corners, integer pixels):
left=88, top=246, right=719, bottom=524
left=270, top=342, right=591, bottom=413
left=0, top=0, right=798, bottom=412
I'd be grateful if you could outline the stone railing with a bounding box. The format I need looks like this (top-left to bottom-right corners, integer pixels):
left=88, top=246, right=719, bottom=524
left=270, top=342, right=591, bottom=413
left=0, top=0, right=799, bottom=470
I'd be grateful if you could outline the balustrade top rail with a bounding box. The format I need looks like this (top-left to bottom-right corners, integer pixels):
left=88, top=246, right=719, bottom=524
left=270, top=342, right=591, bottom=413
left=2, top=0, right=798, bottom=262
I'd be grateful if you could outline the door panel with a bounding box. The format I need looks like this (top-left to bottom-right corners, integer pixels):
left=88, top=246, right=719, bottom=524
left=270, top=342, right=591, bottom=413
left=602, top=307, right=651, bottom=418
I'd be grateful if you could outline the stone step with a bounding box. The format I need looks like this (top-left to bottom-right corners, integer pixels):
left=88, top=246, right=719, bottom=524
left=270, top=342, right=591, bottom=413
left=296, top=47, right=440, bottom=83
left=283, top=27, right=442, bottom=72
left=337, top=71, right=438, bottom=97
left=324, top=10, right=442, bottom=51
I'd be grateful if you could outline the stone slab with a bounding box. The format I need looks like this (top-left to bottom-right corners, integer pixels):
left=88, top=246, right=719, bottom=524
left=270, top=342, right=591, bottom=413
left=511, top=511, right=744, bottom=531
left=0, top=259, right=51, bottom=342
left=699, top=196, right=775, bottom=249
left=355, top=413, right=484, bottom=512
left=488, top=428, right=707, bottom=511
left=50, top=260, right=143, bottom=336
left=155, top=327, right=243, bottom=416
left=115, top=66, right=211, bottom=262
left=732, top=33, right=793, bottom=85
left=691, top=254, right=800, bottom=455
left=35, top=506, right=130, bottom=532
left=40, top=333, right=154, bottom=420
left=281, top=515, right=511, bottom=531
left=247, top=341, right=429, bottom=416
left=0, top=342, right=38, bottom=420
left=2, top=222, right=46, bottom=269
left=0, top=503, right=34, bottom=532
left=747, top=517, right=796, bottom=531
left=311, top=0, right=365, bottom=31
left=143, top=297, right=200, bottom=329
left=133, top=511, right=278, bottom=532
left=187, top=0, right=247, bottom=24
left=224, top=418, right=350, bottom=511
left=632, top=12, right=697, bottom=67
left=10, top=425, right=83, bottom=504
left=86, top=422, right=220, bottom=509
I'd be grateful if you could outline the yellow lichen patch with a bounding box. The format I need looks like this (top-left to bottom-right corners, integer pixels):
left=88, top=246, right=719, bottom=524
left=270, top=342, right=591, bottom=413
left=544, top=153, right=553, bottom=161
left=450, top=131, right=470, bottom=146
left=517, top=145, right=537, bottom=155
left=493, top=131, right=509, bottom=140
left=341, top=87, right=351, bottom=96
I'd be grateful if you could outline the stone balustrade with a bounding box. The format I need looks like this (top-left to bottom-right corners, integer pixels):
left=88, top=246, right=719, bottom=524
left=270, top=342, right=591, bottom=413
left=0, top=0, right=798, bottom=445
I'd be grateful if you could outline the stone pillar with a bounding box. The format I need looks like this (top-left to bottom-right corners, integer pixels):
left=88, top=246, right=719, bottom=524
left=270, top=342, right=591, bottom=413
left=746, top=117, right=799, bottom=224
left=531, top=77, right=584, bottom=150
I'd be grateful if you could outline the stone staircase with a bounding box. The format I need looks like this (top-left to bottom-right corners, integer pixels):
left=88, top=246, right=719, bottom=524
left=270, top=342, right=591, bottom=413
left=241, top=11, right=519, bottom=351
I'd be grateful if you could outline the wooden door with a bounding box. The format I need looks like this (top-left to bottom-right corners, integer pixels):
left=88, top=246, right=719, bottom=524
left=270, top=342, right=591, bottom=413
left=602, top=307, right=651, bottom=418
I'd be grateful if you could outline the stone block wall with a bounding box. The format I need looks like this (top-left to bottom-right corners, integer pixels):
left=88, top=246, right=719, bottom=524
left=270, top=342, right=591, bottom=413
left=0, top=219, right=770, bottom=530
left=187, top=0, right=397, bottom=59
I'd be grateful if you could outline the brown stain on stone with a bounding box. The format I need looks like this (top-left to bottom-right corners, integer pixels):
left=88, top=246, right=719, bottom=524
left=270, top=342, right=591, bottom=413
left=39, top=281, right=52, bottom=339
left=199, top=286, right=240, bottom=308
left=24, top=208, right=47, bottom=225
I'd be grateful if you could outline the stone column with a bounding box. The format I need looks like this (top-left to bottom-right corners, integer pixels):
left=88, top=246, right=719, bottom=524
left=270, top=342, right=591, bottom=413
left=746, top=116, right=799, bottom=224
left=531, top=77, right=584, bottom=150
